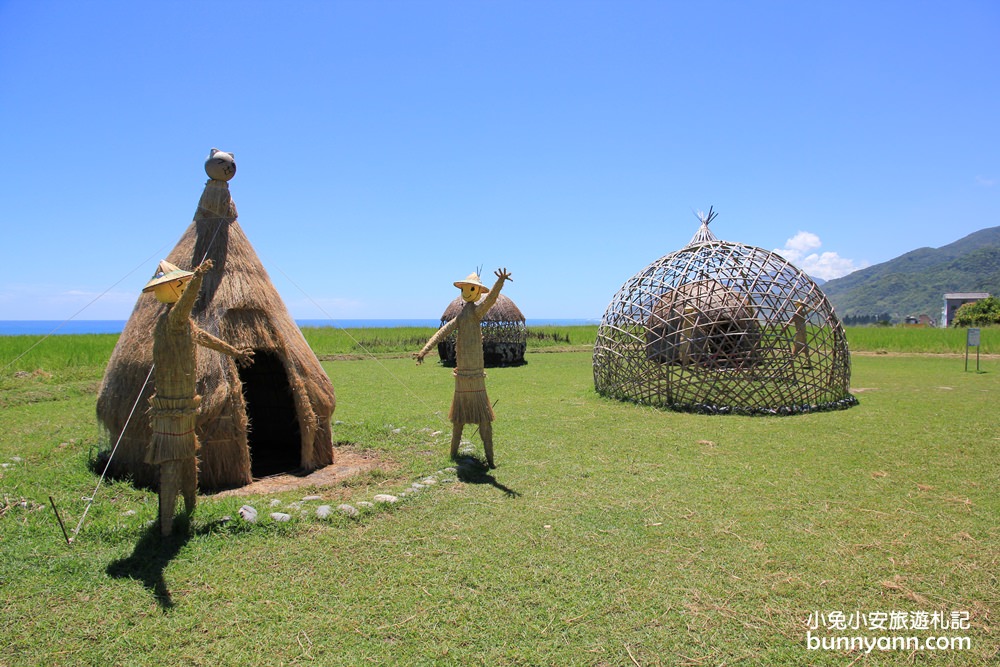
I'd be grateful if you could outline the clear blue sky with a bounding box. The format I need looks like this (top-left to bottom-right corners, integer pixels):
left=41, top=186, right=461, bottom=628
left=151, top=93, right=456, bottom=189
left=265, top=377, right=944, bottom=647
left=2, top=1, right=998, bottom=321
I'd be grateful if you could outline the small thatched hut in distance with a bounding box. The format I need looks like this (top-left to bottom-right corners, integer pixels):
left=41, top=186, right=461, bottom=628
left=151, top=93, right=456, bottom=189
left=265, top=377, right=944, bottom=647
left=436, top=294, right=527, bottom=367
left=96, top=155, right=335, bottom=490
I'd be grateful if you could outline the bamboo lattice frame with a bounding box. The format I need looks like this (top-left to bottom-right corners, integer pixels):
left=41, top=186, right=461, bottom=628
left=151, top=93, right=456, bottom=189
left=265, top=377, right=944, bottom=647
left=593, top=216, right=857, bottom=415
left=437, top=294, right=527, bottom=367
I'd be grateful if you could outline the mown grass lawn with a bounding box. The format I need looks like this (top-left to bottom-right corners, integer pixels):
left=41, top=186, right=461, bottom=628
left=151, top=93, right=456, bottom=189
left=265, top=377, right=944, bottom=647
left=1, top=333, right=997, bottom=666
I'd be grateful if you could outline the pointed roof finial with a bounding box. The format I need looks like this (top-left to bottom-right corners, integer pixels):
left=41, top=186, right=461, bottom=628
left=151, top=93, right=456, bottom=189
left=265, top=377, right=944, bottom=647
left=697, top=206, right=718, bottom=226
left=688, top=206, right=719, bottom=245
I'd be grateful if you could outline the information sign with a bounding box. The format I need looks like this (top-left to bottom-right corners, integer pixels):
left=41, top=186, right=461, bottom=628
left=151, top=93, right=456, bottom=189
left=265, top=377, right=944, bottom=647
left=965, top=328, right=981, bottom=372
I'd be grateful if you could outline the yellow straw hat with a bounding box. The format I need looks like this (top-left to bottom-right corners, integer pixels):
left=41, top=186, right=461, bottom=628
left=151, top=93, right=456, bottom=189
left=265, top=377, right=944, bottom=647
left=453, top=272, right=490, bottom=294
left=142, top=260, right=194, bottom=292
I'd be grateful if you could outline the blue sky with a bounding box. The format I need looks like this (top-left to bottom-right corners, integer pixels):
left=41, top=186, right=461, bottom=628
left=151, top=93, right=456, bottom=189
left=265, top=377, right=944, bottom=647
left=1, top=1, right=998, bottom=321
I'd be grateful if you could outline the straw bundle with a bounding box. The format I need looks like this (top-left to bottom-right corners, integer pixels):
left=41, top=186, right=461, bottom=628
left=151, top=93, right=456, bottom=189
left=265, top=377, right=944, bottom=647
left=447, top=300, right=496, bottom=424
left=97, top=178, right=336, bottom=489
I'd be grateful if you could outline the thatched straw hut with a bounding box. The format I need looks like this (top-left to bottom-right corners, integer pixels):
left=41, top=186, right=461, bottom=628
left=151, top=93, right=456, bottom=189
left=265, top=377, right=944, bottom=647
left=593, top=209, right=856, bottom=415
left=645, top=278, right=762, bottom=368
left=97, top=160, right=335, bottom=490
left=436, top=294, right=527, bottom=367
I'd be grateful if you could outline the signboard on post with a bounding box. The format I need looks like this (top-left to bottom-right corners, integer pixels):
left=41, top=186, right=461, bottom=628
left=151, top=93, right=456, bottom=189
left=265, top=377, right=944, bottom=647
left=965, top=328, right=981, bottom=372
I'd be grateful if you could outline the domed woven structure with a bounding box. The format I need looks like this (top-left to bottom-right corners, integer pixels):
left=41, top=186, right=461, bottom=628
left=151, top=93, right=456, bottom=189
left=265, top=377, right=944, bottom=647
left=436, top=294, right=527, bottom=367
left=593, top=210, right=857, bottom=415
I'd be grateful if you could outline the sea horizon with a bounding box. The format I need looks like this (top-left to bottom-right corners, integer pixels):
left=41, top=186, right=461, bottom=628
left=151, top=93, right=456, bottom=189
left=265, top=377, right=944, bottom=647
left=0, top=318, right=601, bottom=336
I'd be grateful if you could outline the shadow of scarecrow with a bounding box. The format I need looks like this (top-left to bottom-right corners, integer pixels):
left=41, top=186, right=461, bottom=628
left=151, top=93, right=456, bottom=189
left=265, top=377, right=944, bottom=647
left=453, top=455, right=520, bottom=498
left=106, top=518, right=207, bottom=609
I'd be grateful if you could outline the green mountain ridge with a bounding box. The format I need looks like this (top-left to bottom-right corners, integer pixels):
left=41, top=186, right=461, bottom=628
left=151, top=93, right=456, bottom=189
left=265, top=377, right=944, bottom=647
left=821, top=226, right=1000, bottom=323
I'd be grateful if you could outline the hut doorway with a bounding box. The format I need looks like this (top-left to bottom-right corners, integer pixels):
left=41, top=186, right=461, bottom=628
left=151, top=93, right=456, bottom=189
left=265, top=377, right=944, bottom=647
left=238, top=350, right=302, bottom=477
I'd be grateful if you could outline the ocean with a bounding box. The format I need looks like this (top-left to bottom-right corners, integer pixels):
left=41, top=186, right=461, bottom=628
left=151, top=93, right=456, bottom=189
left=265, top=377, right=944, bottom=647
left=0, top=319, right=599, bottom=336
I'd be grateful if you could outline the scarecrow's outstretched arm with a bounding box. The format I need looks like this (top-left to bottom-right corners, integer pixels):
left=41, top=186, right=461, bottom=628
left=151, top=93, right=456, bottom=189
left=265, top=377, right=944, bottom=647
left=192, top=327, right=254, bottom=367
left=474, top=268, right=512, bottom=319
left=168, top=261, right=212, bottom=330
left=415, top=318, right=459, bottom=364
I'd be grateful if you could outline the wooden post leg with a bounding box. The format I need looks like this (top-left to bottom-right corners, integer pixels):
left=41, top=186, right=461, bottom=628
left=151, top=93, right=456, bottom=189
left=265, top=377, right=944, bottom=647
left=450, top=423, right=463, bottom=458
left=159, top=460, right=182, bottom=536
left=182, top=456, right=197, bottom=515
left=480, top=421, right=495, bottom=468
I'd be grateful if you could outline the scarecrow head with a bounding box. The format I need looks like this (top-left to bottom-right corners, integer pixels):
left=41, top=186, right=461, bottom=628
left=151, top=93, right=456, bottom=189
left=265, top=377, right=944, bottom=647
left=205, top=148, right=236, bottom=181
left=142, top=260, right=195, bottom=304
left=454, top=273, right=490, bottom=303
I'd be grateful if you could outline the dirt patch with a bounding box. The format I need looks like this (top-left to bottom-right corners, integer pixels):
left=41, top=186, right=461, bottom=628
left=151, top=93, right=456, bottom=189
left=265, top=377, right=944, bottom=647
left=210, top=446, right=391, bottom=498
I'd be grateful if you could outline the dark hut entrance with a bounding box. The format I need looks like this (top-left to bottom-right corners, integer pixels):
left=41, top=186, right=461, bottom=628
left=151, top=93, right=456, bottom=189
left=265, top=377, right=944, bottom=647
left=238, top=350, right=302, bottom=477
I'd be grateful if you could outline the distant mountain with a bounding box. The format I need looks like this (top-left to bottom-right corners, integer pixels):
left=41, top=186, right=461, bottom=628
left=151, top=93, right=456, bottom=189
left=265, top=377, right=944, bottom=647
left=821, top=226, right=1000, bottom=324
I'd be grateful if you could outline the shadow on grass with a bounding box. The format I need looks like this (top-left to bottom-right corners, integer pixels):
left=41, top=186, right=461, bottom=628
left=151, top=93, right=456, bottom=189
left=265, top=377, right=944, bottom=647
left=453, top=455, right=520, bottom=497
left=106, top=515, right=225, bottom=610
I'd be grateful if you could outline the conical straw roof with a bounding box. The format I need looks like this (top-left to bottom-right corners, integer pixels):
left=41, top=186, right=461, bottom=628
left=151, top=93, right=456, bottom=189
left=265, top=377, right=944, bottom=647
left=97, top=168, right=335, bottom=489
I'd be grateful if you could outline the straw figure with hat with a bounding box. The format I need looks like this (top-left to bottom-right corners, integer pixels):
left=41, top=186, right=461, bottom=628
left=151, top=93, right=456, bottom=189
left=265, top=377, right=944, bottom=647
left=415, top=268, right=512, bottom=468
left=143, top=258, right=253, bottom=535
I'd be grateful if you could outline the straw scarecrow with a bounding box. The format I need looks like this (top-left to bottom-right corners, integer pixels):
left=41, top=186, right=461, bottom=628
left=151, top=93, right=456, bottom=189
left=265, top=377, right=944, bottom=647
left=144, top=258, right=253, bottom=535
left=416, top=268, right=512, bottom=468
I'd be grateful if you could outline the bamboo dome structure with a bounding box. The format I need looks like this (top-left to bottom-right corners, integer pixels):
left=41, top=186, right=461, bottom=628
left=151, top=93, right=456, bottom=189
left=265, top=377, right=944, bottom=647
left=436, top=294, right=527, bottom=367
left=593, top=209, right=857, bottom=415
left=96, top=152, right=336, bottom=490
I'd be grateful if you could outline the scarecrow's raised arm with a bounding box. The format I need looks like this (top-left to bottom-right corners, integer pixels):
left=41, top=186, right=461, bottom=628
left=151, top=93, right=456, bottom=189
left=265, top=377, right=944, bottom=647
left=474, top=268, right=512, bottom=319
left=167, top=260, right=213, bottom=330
left=169, top=260, right=254, bottom=367
left=414, top=318, right=459, bottom=365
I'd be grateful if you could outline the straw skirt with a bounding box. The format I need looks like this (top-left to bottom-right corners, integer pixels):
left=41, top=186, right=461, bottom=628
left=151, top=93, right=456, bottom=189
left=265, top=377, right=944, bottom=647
left=146, top=395, right=202, bottom=465
left=449, top=369, right=494, bottom=425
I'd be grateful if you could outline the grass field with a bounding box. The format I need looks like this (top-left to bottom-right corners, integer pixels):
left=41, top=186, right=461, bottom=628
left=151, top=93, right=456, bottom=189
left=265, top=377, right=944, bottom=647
left=843, top=325, right=997, bottom=355
left=1, top=327, right=997, bottom=665
left=2, top=324, right=994, bottom=374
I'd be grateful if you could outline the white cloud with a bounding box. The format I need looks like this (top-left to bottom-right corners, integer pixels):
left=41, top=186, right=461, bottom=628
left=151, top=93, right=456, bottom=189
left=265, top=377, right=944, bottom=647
left=781, top=231, right=822, bottom=257
left=775, top=232, right=868, bottom=281
left=975, top=175, right=996, bottom=187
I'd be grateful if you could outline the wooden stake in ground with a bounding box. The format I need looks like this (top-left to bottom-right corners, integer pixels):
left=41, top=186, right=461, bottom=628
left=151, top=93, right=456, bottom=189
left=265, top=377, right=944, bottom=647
left=415, top=268, right=512, bottom=468
left=144, top=259, right=252, bottom=535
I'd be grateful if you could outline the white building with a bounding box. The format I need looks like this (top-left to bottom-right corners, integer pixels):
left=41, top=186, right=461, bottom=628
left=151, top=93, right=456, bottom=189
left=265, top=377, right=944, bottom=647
left=942, top=292, right=990, bottom=327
